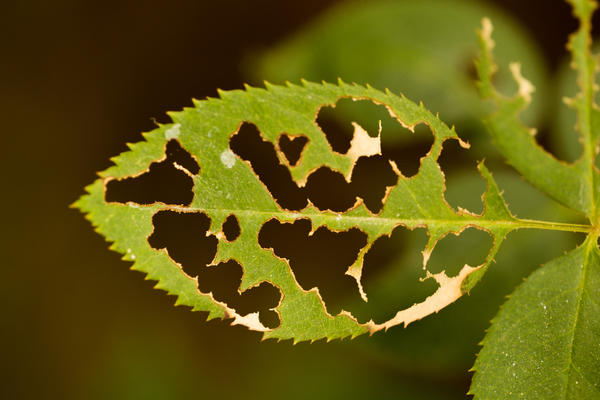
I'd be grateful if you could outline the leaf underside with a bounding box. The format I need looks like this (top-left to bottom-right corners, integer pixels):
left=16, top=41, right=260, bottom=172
left=470, top=0, right=600, bottom=397
left=76, top=80, right=521, bottom=343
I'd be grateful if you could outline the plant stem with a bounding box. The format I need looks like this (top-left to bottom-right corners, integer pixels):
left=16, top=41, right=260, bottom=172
left=514, top=218, right=592, bottom=233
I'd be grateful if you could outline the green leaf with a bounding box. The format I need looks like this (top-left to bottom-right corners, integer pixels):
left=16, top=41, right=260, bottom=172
left=75, top=81, right=572, bottom=342
left=469, top=237, right=600, bottom=398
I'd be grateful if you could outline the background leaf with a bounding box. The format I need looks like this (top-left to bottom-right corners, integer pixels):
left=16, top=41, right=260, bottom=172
left=469, top=238, right=600, bottom=398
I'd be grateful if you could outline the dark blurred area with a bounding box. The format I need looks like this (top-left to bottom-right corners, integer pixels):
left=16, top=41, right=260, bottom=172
left=0, top=1, right=587, bottom=399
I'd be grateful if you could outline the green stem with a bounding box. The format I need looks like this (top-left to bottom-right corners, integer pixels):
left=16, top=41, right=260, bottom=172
left=514, top=218, right=592, bottom=233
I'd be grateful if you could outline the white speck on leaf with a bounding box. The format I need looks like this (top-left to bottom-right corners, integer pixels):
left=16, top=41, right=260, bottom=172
left=220, top=149, right=236, bottom=168
left=165, top=123, right=181, bottom=139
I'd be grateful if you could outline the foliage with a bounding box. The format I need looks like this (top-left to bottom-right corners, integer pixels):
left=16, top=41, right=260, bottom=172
left=75, top=0, right=600, bottom=397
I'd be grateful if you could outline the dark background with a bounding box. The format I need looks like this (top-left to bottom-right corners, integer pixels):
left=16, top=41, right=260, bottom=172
left=1, top=1, right=584, bottom=399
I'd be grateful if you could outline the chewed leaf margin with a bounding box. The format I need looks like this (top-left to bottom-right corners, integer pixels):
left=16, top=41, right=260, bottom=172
left=75, top=80, right=521, bottom=343
left=475, top=5, right=600, bottom=220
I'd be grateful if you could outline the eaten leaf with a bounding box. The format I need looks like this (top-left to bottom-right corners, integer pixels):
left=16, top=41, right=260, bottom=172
left=76, top=81, right=571, bottom=342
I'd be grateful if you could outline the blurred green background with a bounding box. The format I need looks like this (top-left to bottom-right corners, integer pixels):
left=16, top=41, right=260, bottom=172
left=1, top=0, right=593, bottom=398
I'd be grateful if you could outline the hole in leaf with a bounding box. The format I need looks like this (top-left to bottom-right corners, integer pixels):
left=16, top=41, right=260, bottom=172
left=316, top=98, right=433, bottom=177
left=148, top=210, right=281, bottom=328
left=426, top=227, right=492, bottom=277
left=315, top=103, right=353, bottom=154
left=222, top=214, right=241, bottom=242
left=438, top=139, right=485, bottom=214
left=193, top=261, right=281, bottom=329
left=166, top=139, right=200, bottom=175
left=258, top=219, right=367, bottom=315
left=351, top=155, right=398, bottom=213
left=278, top=134, right=308, bottom=166
left=148, top=210, right=217, bottom=275
left=347, top=226, right=434, bottom=324
left=230, top=122, right=306, bottom=211
left=302, top=160, right=398, bottom=214
left=381, top=124, right=433, bottom=178
left=316, top=98, right=393, bottom=153
left=302, top=159, right=398, bottom=214
left=105, top=140, right=199, bottom=206
left=304, top=167, right=356, bottom=212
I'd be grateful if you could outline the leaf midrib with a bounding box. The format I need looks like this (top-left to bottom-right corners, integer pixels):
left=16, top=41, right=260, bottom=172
left=135, top=203, right=593, bottom=233
left=561, top=238, right=595, bottom=398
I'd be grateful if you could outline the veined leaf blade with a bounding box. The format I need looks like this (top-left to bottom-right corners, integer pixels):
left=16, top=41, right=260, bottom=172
left=469, top=237, right=600, bottom=399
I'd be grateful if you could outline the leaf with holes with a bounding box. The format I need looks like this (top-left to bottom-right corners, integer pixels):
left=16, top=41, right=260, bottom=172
left=75, top=79, right=591, bottom=343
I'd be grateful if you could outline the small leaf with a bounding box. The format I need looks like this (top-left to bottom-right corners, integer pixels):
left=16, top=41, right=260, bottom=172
left=469, top=237, right=600, bottom=398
